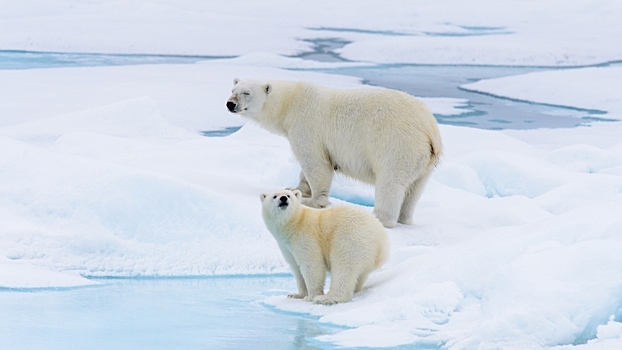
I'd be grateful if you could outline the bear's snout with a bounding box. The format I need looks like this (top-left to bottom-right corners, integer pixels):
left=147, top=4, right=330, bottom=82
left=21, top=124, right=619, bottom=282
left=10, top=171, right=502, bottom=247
left=278, top=195, right=289, bottom=208
left=226, top=101, right=237, bottom=113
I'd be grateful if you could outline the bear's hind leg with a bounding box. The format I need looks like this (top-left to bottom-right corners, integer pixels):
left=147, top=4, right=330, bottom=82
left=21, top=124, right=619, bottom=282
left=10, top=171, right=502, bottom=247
left=354, top=271, right=371, bottom=293
left=398, top=171, right=432, bottom=225
left=313, top=266, right=359, bottom=305
left=373, top=175, right=409, bottom=228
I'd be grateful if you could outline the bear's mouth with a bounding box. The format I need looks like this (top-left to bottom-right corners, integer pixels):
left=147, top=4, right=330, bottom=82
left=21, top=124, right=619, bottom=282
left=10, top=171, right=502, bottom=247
left=278, top=202, right=288, bottom=209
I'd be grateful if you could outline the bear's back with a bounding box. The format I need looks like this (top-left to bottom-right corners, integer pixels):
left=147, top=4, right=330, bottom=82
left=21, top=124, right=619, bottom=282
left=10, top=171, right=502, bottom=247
left=318, top=205, right=389, bottom=269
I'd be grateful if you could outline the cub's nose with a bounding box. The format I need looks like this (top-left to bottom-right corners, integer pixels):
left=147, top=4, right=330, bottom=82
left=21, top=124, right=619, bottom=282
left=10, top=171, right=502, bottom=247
left=279, top=196, right=288, bottom=203
left=226, top=101, right=237, bottom=112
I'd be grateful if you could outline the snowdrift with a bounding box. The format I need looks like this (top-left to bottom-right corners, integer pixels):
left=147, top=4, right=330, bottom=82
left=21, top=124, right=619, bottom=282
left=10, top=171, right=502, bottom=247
left=1, top=63, right=621, bottom=349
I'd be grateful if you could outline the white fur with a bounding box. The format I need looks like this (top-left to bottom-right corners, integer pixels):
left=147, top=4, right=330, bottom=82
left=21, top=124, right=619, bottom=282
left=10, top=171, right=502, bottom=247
left=260, top=189, right=389, bottom=305
left=229, top=79, right=442, bottom=228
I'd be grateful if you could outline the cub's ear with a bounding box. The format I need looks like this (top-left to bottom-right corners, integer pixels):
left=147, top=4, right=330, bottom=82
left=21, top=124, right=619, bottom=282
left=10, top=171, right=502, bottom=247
left=293, top=190, right=302, bottom=199
left=233, top=78, right=240, bottom=86
left=264, top=84, right=271, bottom=94
left=260, top=193, right=267, bottom=202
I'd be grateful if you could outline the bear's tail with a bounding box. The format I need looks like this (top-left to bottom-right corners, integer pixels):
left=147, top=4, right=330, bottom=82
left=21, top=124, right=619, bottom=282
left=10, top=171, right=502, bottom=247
left=374, top=233, right=391, bottom=269
left=428, top=128, right=443, bottom=167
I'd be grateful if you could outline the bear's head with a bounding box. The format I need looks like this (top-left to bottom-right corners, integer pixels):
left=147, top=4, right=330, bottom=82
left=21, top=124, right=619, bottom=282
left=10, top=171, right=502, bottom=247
left=260, top=189, right=302, bottom=224
left=226, top=78, right=271, bottom=118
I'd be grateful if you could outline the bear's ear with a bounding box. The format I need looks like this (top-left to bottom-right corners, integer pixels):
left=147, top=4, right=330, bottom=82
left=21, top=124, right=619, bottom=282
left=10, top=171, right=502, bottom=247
left=293, top=190, right=302, bottom=200
left=264, top=84, right=271, bottom=94
left=233, top=78, right=240, bottom=86
left=260, top=193, right=267, bottom=202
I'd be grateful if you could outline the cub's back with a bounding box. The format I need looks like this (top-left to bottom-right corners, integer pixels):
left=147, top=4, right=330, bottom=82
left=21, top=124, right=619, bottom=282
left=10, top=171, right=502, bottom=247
left=318, top=205, right=389, bottom=269
left=318, top=205, right=387, bottom=240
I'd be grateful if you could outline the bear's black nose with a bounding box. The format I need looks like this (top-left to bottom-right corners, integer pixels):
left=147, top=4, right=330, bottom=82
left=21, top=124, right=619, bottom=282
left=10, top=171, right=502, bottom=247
left=279, top=196, right=288, bottom=203
left=226, top=101, right=237, bottom=112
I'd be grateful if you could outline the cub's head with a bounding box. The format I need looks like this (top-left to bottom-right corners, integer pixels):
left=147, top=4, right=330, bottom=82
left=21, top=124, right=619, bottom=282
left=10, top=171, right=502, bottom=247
left=260, top=189, right=302, bottom=222
left=226, top=78, right=272, bottom=118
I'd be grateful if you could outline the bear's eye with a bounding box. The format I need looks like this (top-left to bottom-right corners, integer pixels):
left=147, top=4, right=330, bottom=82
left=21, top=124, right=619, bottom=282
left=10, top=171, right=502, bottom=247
left=243, top=92, right=250, bottom=96
left=287, top=195, right=290, bottom=198
left=273, top=195, right=277, bottom=199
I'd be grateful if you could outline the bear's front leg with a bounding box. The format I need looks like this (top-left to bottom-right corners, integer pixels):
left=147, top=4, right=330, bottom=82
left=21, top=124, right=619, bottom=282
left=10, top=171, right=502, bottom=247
left=297, top=156, right=333, bottom=209
left=301, top=265, right=326, bottom=301
left=286, top=171, right=312, bottom=198
left=280, top=247, right=308, bottom=299
left=294, top=247, right=326, bottom=301
left=288, top=266, right=308, bottom=299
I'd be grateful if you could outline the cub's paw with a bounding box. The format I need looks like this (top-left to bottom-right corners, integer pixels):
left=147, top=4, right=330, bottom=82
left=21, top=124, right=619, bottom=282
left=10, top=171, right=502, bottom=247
left=303, top=293, right=323, bottom=302
left=287, top=293, right=306, bottom=299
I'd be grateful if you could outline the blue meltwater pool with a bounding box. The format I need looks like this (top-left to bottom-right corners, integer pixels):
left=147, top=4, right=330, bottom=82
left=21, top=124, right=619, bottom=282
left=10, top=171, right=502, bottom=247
left=0, top=276, right=346, bottom=350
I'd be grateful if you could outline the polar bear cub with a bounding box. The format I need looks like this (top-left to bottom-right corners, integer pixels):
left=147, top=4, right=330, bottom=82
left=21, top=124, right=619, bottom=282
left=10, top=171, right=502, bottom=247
left=228, top=79, right=442, bottom=228
left=261, top=189, right=389, bottom=305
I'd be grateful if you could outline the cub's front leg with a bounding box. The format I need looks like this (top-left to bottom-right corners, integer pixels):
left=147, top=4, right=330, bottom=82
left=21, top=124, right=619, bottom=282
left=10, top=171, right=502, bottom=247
left=288, top=265, right=308, bottom=299
left=280, top=247, right=308, bottom=299
left=301, top=264, right=326, bottom=302
left=293, top=244, right=327, bottom=301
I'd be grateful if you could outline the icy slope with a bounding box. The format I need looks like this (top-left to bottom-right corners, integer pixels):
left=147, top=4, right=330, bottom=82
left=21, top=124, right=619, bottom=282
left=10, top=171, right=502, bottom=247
left=1, top=63, right=621, bottom=348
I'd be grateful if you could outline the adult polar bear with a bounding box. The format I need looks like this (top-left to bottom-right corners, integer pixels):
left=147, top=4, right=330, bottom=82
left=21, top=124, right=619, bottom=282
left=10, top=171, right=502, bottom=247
left=227, top=79, right=442, bottom=228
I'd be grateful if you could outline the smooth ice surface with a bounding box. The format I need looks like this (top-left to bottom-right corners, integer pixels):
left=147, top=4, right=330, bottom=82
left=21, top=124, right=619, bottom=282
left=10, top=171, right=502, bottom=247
left=2, top=1, right=622, bottom=349
left=2, top=1, right=622, bottom=66
left=462, top=67, right=622, bottom=118
left=321, top=64, right=609, bottom=129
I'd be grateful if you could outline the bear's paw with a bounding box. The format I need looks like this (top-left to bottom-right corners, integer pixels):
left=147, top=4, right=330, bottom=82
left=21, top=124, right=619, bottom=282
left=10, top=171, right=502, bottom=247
left=313, top=295, right=345, bottom=305
left=287, top=293, right=306, bottom=299
left=302, top=197, right=331, bottom=209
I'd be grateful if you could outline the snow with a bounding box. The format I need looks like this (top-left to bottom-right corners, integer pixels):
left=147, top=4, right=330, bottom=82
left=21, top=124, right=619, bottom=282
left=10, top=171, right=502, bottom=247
left=0, top=64, right=465, bottom=282
left=2, top=1, right=622, bottom=66
left=2, top=62, right=621, bottom=349
left=0, top=257, right=97, bottom=289
left=2, top=0, right=622, bottom=349
left=0, top=63, right=355, bottom=130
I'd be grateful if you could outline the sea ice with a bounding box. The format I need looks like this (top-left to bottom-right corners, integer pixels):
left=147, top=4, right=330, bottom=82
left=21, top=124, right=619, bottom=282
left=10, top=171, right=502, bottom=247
left=1, top=1, right=622, bottom=348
